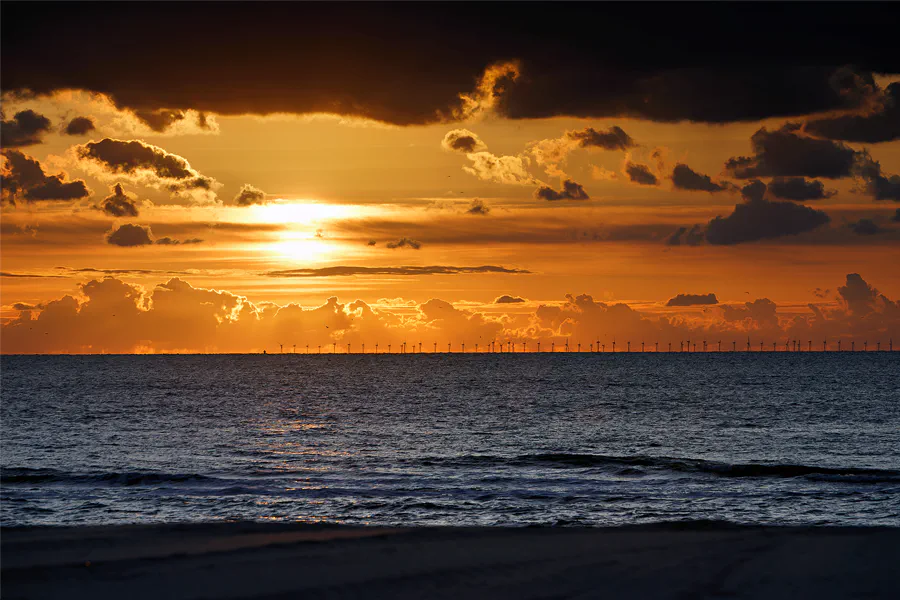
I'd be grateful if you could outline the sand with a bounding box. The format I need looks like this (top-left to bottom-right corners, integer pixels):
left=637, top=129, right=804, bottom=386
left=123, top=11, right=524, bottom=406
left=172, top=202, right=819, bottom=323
left=2, top=522, right=898, bottom=599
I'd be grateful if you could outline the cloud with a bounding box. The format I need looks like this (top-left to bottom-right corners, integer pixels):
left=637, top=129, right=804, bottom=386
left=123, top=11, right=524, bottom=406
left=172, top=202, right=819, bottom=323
left=106, top=223, right=153, bottom=247
left=534, top=179, right=589, bottom=201
left=5, top=4, right=896, bottom=126
left=441, top=129, right=486, bottom=153
left=529, top=126, right=635, bottom=179
left=462, top=151, right=537, bottom=185
left=805, top=82, right=900, bottom=143
left=766, top=177, right=834, bottom=201
left=74, top=138, right=219, bottom=201
left=64, top=116, right=96, bottom=136
left=624, top=161, right=658, bottom=186
left=665, top=225, right=704, bottom=246
left=386, top=237, right=422, bottom=249
left=893, top=209, right=900, bottom=223
left=466, top=199, right=490, bottom=215
left=264, top=265, right=531, bottom=277
left=1, top=271, right=67, bottom=279
left=705, top=198, right=831, bottom=245
left=567, top=126, right=636, bottom=151
left=494, top=295, right=526, bottom=304
left=740, top=180, right=767, bottom=203
left=0, top=109, right=52, bottom=147
left=666, top=293, right=718, bottom=307
left=234, top=183, right=267, bottom=206
left=724, top=124, right=858, bottom=179
left=849, top=218, right=883, bottom=236
left=98, top=183, right=139, bottom=217
left=129, top=108, right=213, bottom=133
left=106, top=223, right=203, bottom=246
left=855, top=155, right=900, bottom=202
left=671, top=163, right=729, bottom=192
left=1, top=150, right=90, bottom=204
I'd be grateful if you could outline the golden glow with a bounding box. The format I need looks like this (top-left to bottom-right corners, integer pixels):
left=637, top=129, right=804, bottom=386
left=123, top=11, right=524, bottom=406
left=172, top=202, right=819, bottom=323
left=243, top=201, right=358, bottom=225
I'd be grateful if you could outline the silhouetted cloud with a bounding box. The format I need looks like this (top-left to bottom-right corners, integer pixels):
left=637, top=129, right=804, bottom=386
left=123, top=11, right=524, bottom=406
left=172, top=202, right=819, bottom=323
left=665, top=225, right=704, bottom=246
left=441, top=129, right=486, bottom=153
left=63, top=116, right=96, bottom=136
left=534, top=180, right=589, bottom=201
left=893, top=209, right=900, bottom=223
left=671, top=163, right=728, bottom=192
left=98, top=183, right=139, bottom=217
left=155, top=236, right=203, bottom=245
left=666, top=293, right=718, bottom=306
left=495, top=295, right=526, bottom=304
left=849, top=218, right=882, bottom=236
left=264, top=265, right=531, bottom=277
left=740, top=180, right=767, bottom=203
left=706, top=199, right=831, bottom=245
left=0, top=271, right=67, bottom=279
left=805, top=82, right=900, bottom=143
left=724, top=124, right=858, bottom=179
left=567, top=126, right=636, bottom=151
left=624, top=162, right=658, bottom=185
left=1, top=150, right=90, bottom=204
left=234, top=183, right=267, bottom=206
left=766, top=177, right=834, bottom=201
left=1, top=109, right=52, bottom=147
left=5, top=4, right=896, bottom=125
left=386, top=237, right=422, bottom=249
left=466, top=199, right=490, bottom=215
left=856, top=155, right=900, bottom=201
left=106, top=223, right=153, bottom=246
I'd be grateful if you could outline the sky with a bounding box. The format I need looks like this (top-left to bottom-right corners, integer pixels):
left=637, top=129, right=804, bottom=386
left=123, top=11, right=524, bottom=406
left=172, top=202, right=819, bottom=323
left=1, top=3, right=899, bottom=354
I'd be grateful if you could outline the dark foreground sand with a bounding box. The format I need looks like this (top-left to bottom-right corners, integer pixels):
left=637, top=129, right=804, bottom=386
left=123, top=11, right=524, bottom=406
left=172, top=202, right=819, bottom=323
left=3, top=522, right=899, bottom=599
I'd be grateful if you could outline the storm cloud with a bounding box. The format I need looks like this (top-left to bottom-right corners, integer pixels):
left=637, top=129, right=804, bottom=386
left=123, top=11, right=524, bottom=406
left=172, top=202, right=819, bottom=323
left=724, top=124, right=858, bottom=179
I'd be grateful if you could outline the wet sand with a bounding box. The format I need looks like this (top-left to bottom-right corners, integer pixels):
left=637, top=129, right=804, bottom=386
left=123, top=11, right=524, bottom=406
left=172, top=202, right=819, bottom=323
left=3, top=522, right=899, bottom=599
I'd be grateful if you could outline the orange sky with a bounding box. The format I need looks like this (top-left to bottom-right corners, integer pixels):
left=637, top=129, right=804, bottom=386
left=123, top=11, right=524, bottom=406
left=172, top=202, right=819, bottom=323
left=2, top=10, right=900, bottom=353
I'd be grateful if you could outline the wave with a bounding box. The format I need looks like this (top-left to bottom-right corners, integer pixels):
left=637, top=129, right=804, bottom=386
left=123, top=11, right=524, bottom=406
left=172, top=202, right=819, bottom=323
left=421, top=454, right=900, bottom=483
left=1, top=467, right=217, bottom=486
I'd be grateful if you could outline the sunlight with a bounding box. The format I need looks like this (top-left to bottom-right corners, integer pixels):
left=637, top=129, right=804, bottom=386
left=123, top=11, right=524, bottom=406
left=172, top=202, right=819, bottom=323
left=244, top=201, right=357, bottom=225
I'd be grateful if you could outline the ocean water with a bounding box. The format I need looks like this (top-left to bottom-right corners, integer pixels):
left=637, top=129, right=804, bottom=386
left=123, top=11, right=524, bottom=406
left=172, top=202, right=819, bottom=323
left=2, top=354, right=898, bottom=527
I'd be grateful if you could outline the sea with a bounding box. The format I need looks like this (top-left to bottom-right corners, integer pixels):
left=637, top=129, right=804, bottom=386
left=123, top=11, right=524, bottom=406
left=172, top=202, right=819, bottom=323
left=2, top=354, right=898, bottom=527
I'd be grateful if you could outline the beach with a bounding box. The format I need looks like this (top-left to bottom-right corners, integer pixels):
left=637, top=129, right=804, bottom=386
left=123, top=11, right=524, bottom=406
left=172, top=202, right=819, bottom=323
left=3, top=522, right=899, bottom=599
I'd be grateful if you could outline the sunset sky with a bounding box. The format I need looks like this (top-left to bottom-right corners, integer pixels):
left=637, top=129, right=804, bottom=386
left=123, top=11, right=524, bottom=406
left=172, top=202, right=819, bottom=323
left=2, top=3, right=899, bottom=353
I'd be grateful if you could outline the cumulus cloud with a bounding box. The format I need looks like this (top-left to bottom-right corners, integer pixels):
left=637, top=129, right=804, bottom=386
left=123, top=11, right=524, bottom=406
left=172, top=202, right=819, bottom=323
left=234, top=183, right=268, bottom=206
left=441, top=129, right=487, bottom=153
left=855, top=155, right=900, bottom=202
left=805, top=82, right=900, bottom=143
left=705, top=198, right=831, bottom=245
left=666, top=293, right=718, bottom=306
left=74, top=138, right=219, bottom=201
left=494, top=295, right=526, bottom=304
left=671, top=163, right=729, bottom=192
left=264, top=265, right=530, bottom=277
left=462, top=151, right=537, bottom=185
left=534, top=180, right=589, bottom=201
left=666, top=225, right=704, bottom=246
left=1, top=109, right=52, bottom=147
left=724, top=124, right=858, bottom=179
left=740, top=180, right=768, bottom=203
left=849, top=218, right=883, bottom=236
left=568, top=126, right=636, bottom=151
left=466, top=198, right=490, bottom=215
left=106, top=223, right=204, bottom=247
left=64, top=116, right=96, bottom=136
left=624, top=161, right=659, bottom=185
left=98, top=183, right=140, bottom=217
left=1, top=150, right=90, bottom=205
left=386, top=237, right=422, bottom=249
left=529, top=125, right=635, bottom=179
left=766, top=177, right=834, bottom=201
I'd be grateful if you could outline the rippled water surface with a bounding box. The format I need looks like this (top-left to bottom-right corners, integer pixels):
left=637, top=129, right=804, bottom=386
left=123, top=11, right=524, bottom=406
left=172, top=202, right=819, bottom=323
left=2, top=354, right=899, bottom=526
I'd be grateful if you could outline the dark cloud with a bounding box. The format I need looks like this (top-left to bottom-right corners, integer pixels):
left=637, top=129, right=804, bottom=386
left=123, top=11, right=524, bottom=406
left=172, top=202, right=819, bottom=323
left=0, top=109, right=52, bottom=147
left=234, top=183, right=267, bottom=206
left=665, top=225, right=704, bottom=246
left=666, top=293, right=718, bottom=307
left=367, top=240, right=377, bottom=246
left=849, top=218, right=882, bottom=236
left=441, top=129, right=486, bottom=153
left=264, top=265, right=531, bottom=277
left=155, top=237, right=203, bottom=246
left=0, top=271, right=67, bottom=279
left=11, top=302, right=45, bottom=311
left=838, top=273, right=878, bottom=316
left=856, top=156, right=900, bottom=202
left=64, top=116, right=96, bottom=136
left=534, top=179, right=589, bottom=201
left=106, top=223, right=153, bottom=247
left=386, top=237, right=422, bottom=249
left=624, top=162, right=658, bottom=186
left=98, top=183, right=139, bottom=217
left=131, top=109, right=188, bottom=132
left=567, top=126, right=635, bottom=151
left=705, top=198, right=831, bottom=245
left=495, top=295, right=526, bottom=304
left=766, top=177, right=834, bottom=201
left=805, top=82, right=900, bottom=143
left=671, top=163, right=728, bottom=192
left=893, top=209, right=900, bottom=223
left=740, top=180, right=767, bottom=203
left=1, top=150, right=90, bottom=204
left=466, top=199, right=490, bottom=215
left=724, top=124, right=858, bottom=179
left=4, top=4, right=897, bottom=126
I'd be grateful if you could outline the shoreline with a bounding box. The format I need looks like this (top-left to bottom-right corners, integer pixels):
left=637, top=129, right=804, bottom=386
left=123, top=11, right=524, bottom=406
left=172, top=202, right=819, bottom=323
left=3, top=522, right=899, bottom=599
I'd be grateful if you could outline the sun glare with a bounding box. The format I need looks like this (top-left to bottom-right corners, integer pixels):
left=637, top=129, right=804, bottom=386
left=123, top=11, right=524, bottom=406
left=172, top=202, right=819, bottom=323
left=244, top=201, right=357, bottom=225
